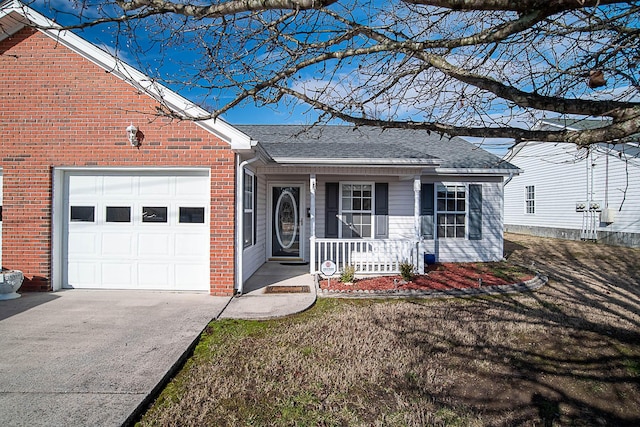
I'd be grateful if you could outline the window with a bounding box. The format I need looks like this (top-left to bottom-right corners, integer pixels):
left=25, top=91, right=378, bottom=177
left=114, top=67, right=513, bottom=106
left=106, top=206, right=131, bottom=223
left=179, top=207, right=205, bottom=223
left=70, top=206, right=94, bottom=222
left=437, top=185, right=466, bottom=238
left=243, top=171, right=255, bottom=248
left=525, top=185, right=535, bottom=214
left=142, top=207, right=167, bottom=223
left=341, top=183, right=372, bottom=238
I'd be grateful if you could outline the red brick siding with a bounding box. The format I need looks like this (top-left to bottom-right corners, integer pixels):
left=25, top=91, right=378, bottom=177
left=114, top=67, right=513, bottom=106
left=0, top=28, right=236, bottom=295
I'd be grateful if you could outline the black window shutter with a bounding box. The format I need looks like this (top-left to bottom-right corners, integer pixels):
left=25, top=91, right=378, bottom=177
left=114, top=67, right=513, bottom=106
left=421, top=183, right=434, bottom=239
left=469, top=184, right=482, bottom=240
left=374, top=183, right=388, bottom=239
left=325, top=183, right=339, bottom=238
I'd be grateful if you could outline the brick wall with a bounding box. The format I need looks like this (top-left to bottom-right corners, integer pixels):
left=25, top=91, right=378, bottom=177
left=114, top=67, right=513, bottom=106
left=0, top=28, right=236, bottom=295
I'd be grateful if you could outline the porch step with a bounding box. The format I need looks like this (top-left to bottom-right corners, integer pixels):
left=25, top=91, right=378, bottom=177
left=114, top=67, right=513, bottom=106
left=264, top=285, right=311, bottom=294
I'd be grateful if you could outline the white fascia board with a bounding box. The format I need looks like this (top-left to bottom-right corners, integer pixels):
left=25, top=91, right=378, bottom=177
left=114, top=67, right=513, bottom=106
left=270, top=157, right=441, bottom=166
left=434, top=167, right=522, bottom=176
left=1, top=0, right=252, bottom=149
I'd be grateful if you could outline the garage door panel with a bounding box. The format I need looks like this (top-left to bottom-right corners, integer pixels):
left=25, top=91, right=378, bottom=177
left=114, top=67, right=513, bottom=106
left=101, top=262, right=134, bottom=286
left=67, top=262, right=98, bottom=287
left=175, top=233, right=208, bottom=257
left=138, top=263, right=171, bottom=289
left=64, top=170, right=210, bottom=291
left=68, top=233, right=98, bottom=255
left=177, top=176, right=209, bottom=196
left=139, top=176, right=173, bottom=197
left=103, top=176, right=135, bottom=197
left=101, top=233, right=134, bottom=256
left=175, top=263, right=209, bottom=286
left=68, top=175, right=99, bottom=197
left=138, top=233, right=172, bottom=256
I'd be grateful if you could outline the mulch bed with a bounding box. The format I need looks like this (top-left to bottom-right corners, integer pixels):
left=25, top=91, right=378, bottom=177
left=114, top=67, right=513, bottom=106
left=319, top=262, right=534, bottom=292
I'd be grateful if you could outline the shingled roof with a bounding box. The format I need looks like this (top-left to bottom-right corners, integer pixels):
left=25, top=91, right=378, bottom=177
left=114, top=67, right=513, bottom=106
left=237, top=125, right=518, bottom=170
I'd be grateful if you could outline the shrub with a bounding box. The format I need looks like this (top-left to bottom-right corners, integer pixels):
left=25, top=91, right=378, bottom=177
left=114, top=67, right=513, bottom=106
left=399, top=261, right=415, bottom=282
left=340, top=265, right=356, bottom=283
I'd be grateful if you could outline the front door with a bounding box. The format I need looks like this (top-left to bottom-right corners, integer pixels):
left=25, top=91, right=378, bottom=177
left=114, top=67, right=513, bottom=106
left=271, top=185, right=302, bottom=258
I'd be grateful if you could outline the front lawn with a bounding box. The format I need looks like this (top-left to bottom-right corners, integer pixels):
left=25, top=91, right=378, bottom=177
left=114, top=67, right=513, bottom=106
left=138, top=234, right=640, bottom=426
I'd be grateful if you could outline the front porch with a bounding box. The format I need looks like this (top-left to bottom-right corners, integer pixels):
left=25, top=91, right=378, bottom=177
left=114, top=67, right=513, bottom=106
left=242, top=262, right=315, bottom=295
left=311, top=238, right=421, bottom=275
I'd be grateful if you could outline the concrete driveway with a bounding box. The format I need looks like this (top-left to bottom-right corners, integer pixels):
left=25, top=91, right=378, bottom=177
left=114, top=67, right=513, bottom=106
left=0, top=290, right=230, bottom=427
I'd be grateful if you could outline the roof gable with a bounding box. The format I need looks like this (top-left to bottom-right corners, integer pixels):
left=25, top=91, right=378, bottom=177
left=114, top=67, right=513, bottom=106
left=0, top=0, right=252, bottom=150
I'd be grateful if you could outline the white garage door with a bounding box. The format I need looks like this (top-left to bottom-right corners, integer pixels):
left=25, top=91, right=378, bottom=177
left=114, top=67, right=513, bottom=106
left=63, top=170, right=210, bottom=291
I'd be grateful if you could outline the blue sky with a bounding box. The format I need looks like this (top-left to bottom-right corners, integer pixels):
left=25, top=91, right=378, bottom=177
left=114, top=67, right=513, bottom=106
left=34, top=0, right=640, bottom=157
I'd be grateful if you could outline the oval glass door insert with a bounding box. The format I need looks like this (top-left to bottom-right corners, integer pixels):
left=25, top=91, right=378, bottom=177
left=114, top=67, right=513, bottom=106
left=275, top=189, right=298, bottom=249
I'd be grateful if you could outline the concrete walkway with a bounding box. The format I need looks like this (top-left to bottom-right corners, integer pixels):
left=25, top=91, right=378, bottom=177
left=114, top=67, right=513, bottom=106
left=220, top=262, right=317, bottom=320
left=0, top=264, right=318, bottom=427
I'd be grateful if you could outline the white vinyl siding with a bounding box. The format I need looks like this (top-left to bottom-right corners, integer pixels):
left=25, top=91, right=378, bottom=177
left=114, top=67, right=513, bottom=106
left=428, top=180, right=503, bottom=262
left=504, top=142, right=640, bottom=240
left=242, top=170, right=267, bottom=281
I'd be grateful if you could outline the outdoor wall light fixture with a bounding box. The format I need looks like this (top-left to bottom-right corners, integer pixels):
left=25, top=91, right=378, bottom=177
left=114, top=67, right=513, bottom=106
left=126, top=124, right=143, bottom=147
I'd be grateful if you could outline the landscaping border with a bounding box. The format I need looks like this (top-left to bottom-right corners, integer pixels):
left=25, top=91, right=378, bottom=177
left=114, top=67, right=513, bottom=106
left=318, top=274, right=548, bottom=299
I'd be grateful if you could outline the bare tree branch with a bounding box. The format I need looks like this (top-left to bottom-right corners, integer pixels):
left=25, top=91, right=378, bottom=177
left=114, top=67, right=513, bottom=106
left=402, top=0, right=628, bottom=12
left=28, top=0, right=640, bottom=147
left=115, top=0, right=337, bottom=16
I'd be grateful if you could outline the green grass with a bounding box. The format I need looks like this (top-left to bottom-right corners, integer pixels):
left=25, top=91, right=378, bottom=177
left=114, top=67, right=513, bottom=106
left=137, top=236, right=640, bottom=426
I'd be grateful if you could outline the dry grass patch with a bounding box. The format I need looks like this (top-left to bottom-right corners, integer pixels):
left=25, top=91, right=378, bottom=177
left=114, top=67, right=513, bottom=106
left=138, top=234, right=640, bottom=426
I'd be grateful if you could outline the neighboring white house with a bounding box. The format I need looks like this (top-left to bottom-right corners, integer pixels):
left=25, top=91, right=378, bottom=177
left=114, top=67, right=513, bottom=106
left=503, top=118, right=640, bottom=248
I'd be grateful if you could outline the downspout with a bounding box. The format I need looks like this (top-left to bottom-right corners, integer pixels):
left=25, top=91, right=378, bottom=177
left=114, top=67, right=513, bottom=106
left=235, top=154, right=260, bottom=296
left=503, top=171, right=515, bottom=187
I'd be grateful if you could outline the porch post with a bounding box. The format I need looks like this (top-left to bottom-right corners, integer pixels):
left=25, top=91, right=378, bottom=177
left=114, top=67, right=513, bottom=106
left=310, top=174, right=317, bottom=274
left=413, top=176, right=421, bottom=239
left=414, top=176, right=422, bottom=273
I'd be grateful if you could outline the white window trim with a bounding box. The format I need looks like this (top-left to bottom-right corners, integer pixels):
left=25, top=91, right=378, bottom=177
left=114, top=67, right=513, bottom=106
left=243, top=169, right=255, bottom=248
left=339, top=181, right=375, bottom=239
left=436, top=183, right=467, bottom=240
left=525, top=185, right=535, bottom=215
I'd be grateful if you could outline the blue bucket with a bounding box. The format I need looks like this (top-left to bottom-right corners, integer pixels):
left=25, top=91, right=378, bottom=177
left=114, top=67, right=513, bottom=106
left=424, top=253, right=436, bottom=265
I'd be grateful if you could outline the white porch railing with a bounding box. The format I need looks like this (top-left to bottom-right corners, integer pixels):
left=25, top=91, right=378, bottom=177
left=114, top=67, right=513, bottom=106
left=311, top=238, right=419, bottom=275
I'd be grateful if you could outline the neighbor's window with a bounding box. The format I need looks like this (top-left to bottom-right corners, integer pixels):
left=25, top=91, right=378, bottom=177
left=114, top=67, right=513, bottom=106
left=437, top=185, right=465, bottom=238
left=340, top=183, right=373, bottom=238
left=525, top=185, right=535, bottom=214
left=243, top=170, right=255, bottom=248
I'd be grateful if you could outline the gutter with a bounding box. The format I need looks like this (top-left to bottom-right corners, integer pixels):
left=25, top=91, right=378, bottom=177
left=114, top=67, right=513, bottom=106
left=271, top=158, right=440, bottom=166
left=235, top=154, right=260, bottom=296
left=435, top=167, right=523, bottom=175
left=503, top=171, right=516, bottom=187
